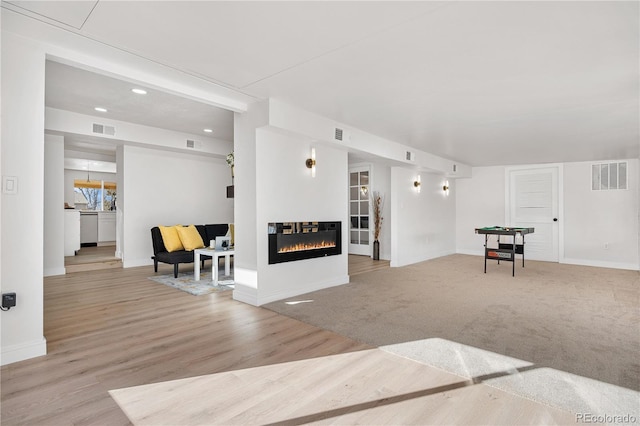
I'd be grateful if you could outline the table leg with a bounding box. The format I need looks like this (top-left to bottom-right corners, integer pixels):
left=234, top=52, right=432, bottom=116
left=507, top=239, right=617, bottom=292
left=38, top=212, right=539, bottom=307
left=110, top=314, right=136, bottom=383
left=212, top=254, right=219, bottom=285
left=522, top=236, right=525, bottom=267
left=194, top=251, right=201, bottom=281
left=224, top=254, right=231, bottom=276
left=483, top=234, right=487, bottom=273
left=512, top=238, right=516, bottom=277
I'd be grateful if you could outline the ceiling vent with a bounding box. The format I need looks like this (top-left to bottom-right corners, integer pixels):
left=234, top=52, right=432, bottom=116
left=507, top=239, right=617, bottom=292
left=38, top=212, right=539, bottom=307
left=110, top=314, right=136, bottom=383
left=405, top=151, right=415, bottom=161
left=92, top=123, right=115, bottom=136
left=186, top=140, right=195, bottom=149
left=334, top=127, right=344, bottom=141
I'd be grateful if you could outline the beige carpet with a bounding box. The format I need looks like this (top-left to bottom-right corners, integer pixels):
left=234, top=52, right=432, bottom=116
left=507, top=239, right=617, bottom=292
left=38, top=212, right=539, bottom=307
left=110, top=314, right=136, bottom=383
left=265, top=254, right=640, bottom=393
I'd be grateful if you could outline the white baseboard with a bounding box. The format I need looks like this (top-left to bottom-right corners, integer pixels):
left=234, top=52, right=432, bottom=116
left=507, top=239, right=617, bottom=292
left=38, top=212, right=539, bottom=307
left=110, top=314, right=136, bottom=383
left=44, top=267, right=66, bottom=277
left=456, top=250, right=639, bottom=271
left=456, top=249, right=484, bottom=257
left=122, top=258, right=153, bottom=268
left=233, top=283, right=258, bottom=306
left=255, top=275, right=350, bottom=306
left=562, top=258, right=639, bottom=271
left=391, top=250, right=456, bottom=268
left=1, top=337, right=47, bottom=366
left=233, top=275, right=350, bottom=307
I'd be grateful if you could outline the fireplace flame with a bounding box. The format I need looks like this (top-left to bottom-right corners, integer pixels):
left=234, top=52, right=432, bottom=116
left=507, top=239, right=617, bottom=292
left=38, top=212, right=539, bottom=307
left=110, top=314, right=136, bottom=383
left=278, top=240, right=336, bottom=253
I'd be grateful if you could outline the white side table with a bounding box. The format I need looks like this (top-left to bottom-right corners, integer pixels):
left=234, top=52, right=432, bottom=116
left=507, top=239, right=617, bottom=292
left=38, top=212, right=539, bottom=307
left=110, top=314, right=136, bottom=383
left=194, top=247, right=235, bottom=285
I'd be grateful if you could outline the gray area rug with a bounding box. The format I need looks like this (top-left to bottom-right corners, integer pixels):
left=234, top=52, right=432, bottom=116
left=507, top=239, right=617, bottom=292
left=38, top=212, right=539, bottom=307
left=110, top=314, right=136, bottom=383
left=149, top=272, right=234, bottom=296
left=264, top=254, right=640, bottom=416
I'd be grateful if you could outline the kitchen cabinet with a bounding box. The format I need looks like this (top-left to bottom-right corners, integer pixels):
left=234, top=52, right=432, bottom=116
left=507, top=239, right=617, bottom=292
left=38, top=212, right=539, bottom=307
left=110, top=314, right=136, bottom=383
left=98, top=212, right=116, bottom=242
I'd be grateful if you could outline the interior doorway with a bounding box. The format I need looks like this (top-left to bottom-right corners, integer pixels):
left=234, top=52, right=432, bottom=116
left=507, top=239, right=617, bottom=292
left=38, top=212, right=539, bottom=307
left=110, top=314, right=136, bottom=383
left=506, top=165, right=561, bottom=262
left=349, top=166, right=371, bottom=256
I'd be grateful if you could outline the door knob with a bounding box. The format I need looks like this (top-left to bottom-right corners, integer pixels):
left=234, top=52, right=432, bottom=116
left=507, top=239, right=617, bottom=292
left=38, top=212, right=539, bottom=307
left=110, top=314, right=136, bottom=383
left=553, top=218, right=558, bottom=222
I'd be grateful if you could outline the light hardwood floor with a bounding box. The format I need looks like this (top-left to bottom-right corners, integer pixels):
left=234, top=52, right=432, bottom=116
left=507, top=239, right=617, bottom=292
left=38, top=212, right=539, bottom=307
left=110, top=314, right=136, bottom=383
left=64, top=245, right=122, bottom=273
left=348, top=254, right=390, bottom=276
left=1, top=263, right=573, bottom=425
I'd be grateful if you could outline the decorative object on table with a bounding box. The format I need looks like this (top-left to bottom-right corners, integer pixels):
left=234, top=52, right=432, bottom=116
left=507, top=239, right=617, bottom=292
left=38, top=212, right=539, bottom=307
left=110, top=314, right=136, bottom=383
left=148, top=272, right=234, bottom=296
left=371, top=191, right=384, bottom=260
left=226, top=151, right=234, bottom=198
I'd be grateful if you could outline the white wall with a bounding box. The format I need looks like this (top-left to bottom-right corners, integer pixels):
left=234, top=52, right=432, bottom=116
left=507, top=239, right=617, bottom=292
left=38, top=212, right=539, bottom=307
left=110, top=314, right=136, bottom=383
left=64, top=169, right=117, bottom=207
left=1, top=32, right=47, bottom=365
left=121, top=145, right=234, bottom=268
left=250, top=128, right=349, bottom=304
left=44, top=135, right=65, bottom=276
left=391, top=168, right=456, bottom=267
left=563, top=159, right=638, bottom=269
left=371, top=162, right=392, bottom=260
left=455, top=166, right=506, bottom=255
left=456, top=160, right=639, bottom=270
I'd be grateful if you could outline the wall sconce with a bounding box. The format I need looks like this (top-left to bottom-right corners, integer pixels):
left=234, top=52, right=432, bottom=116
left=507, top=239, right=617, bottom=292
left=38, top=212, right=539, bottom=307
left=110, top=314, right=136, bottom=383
left=305, top=148, right=316, bottom=177
left=360, top=186, right=369, bottom=197
left=414, top=175, right=421, bottom=193
left=443, top=180, right=450, bottom=196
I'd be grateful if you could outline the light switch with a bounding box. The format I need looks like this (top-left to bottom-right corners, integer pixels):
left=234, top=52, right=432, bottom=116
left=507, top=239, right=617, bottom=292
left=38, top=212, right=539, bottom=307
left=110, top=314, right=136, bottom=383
left=3, top=176, right=17, bottom=194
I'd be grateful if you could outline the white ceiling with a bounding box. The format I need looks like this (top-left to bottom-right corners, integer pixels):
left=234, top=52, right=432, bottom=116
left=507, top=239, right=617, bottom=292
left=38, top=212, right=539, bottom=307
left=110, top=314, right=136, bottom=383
left=8, top=1, right=639, bottom=166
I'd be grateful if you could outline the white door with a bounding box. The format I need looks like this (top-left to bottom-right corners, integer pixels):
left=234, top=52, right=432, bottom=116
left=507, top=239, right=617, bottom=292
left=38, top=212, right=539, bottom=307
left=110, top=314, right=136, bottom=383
left=349, top=167, right=371, bottom=256
left=507, top=167, right=559, bottom=262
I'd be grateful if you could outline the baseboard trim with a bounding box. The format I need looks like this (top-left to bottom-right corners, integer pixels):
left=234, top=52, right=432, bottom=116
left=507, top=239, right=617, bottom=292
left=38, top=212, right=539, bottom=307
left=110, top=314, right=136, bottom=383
left=256, top=275, right=350, bottom=306
left=562, top=258, right=639, bottom=271
left=455, top=249, right=484, bottom=257
left=1, top=337, right=47, bottom=366
left=233, top=283, right=258, bottom=306
left=391, top=250, right=456, bottom=268
left=44, top=267, right=66, bottom=277
left=122, top=258, right=153, bottom=268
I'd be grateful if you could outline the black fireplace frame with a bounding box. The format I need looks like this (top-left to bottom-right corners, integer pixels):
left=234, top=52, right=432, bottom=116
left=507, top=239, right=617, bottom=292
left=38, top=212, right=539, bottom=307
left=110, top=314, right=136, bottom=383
left=268, top=222, right=342, bottom=264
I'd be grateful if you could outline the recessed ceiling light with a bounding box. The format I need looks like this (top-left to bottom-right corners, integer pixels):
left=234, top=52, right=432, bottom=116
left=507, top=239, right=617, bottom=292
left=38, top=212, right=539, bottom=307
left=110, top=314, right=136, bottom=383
left=131, top=88, right=147, bottom=95
left=204, top=128, right=213, bottom=133
left=94, top=107, right=107, bottom=112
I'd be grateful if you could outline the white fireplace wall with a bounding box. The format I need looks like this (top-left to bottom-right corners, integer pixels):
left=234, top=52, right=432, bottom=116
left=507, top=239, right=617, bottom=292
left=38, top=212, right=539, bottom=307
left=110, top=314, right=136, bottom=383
left=254, top=128, right=349, bottom=304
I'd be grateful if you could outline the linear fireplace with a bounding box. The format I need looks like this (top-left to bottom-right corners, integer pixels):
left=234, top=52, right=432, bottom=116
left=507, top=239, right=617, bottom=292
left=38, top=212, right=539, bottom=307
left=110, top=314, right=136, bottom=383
left=268, top=222, right=342, bottom=264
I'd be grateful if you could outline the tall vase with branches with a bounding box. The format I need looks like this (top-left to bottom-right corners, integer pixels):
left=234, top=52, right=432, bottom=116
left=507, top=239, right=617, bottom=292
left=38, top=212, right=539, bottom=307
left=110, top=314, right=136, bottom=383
left=372, top=191, right=384, bottom=260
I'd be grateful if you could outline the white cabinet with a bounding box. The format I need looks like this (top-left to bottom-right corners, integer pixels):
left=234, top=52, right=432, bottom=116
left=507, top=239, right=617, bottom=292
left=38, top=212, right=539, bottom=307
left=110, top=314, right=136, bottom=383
left=64, top=210, right=80, bottom=256
left=98, top=212, right=116, bottom=242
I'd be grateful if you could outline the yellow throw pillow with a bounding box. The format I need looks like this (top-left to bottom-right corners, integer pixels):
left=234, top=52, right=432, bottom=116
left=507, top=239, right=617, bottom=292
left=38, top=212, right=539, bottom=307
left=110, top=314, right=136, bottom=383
left=159, top=225, right=184, bottom=252
left=176, top=225, right=205, bottom=251
left=228, top=223, right=235, bottom=246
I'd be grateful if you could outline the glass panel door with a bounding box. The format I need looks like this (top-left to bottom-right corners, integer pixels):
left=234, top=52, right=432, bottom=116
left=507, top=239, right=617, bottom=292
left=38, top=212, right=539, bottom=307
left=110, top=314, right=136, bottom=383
left=348, top=166, right=370, bottom=255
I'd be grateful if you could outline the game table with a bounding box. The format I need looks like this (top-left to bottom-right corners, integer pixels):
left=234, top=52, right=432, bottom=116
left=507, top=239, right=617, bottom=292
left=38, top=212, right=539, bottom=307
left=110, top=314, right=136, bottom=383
left=474, top=226, right=535, bottom=276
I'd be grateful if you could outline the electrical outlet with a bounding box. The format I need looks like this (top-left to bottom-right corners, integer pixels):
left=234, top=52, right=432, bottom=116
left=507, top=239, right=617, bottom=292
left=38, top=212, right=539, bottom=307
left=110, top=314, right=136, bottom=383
left=2, top=292, right=16, bottom=309
left=604, top=243, right=609, bottom=250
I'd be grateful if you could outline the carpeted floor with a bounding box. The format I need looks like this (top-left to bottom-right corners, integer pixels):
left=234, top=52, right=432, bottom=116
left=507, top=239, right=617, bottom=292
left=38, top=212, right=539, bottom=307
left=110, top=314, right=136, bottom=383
left=264, top=254, right=640, bottom=392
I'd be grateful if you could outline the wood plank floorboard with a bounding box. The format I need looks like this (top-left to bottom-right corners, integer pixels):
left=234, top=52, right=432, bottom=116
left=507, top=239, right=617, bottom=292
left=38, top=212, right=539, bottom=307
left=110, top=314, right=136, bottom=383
left=2, top=263, right=575, bottom=425
left=348, top=254, right=390, bottom=276
left=1, top=265, right=369, bottom=425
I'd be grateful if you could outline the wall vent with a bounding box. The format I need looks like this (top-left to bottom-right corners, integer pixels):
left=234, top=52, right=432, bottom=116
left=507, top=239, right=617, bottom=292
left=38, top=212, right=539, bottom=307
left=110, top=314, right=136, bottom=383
left=406, top=151, right=415, bottom=161
left=92, top=123, right=115, bottom=136
left=334, top=128, right=343, bottom=141
left=592, top=161, right=627, bottom=190
left=186, top=140, right=195, bottom=148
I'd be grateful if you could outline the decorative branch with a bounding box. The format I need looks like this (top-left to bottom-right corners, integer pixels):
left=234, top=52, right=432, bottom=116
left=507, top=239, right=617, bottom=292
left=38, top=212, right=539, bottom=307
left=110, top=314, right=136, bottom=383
left=372, top=191, right=384, bottom=241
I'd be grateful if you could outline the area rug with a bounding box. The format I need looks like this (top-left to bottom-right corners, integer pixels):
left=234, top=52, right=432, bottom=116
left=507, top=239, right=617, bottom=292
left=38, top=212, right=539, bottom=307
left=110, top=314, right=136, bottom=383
left=148, top=272, right=234, bottom=296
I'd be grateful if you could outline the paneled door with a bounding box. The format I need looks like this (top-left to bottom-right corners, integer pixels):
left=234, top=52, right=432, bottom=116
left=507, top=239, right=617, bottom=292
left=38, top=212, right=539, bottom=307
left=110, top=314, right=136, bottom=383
left=349, top=167, right=370, bottom=256
left=507, top=166, right=559, bottom=262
